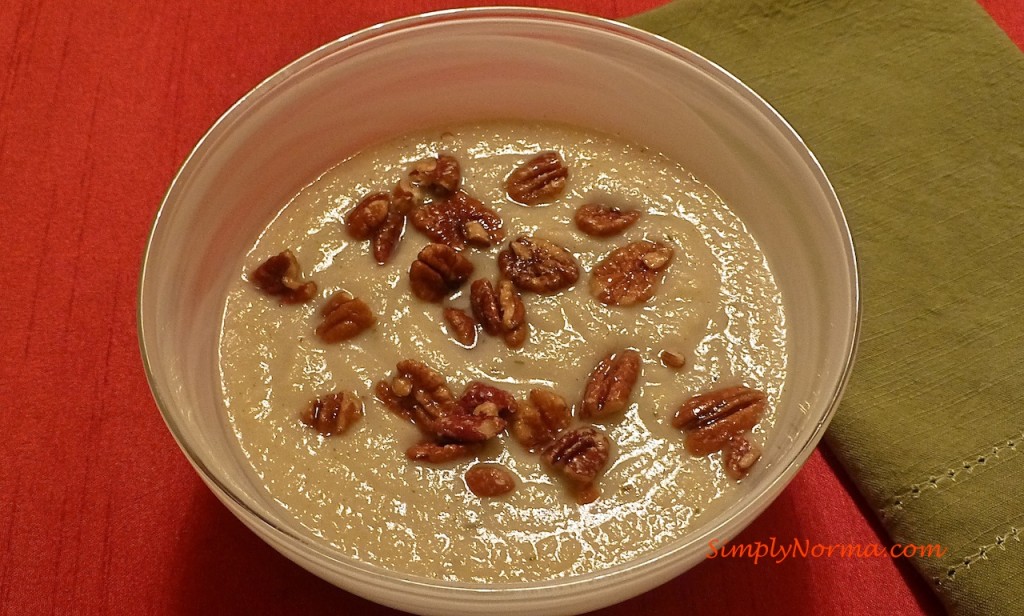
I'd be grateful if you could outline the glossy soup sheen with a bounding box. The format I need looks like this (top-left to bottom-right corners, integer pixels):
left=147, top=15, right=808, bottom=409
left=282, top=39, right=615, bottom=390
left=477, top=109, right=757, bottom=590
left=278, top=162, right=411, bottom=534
left=219, top=121, right=787, bottom=582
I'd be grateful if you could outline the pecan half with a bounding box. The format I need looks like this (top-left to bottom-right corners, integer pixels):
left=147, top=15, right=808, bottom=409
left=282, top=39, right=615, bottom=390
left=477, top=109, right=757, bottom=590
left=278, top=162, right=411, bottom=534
left=723, top=435, right=762, bottom=479
left=299, top=391, right=363, bottom=436
left=375, top=360, right=459, bottom=435
left=315, top=291, right=375, bottom=343
left=372, top=205, right=405, bottom=264
left=574, top=203, right=641, bottom=237
left=465, top=464, right=517, bottom=497
left=444, top=308, right=477, bottom=347
left=409, top=243, right=474, bottom=302
left=506, top=151, right=569, bottom=205
left=410, top=190, right=505, bottom=250
left=344, top=192, right=406, bottom=264
left=345, top=192, right=391, bottom=240
left=510, top=388, right=570, bottom=449
left=590, top=240, right=674, bottom=306
left=580, top=350, right=641, bottom=419
left=672, top=385, right=767, bottom=456
left=498, top=236, right=580, bottom=294
left=469, top=278, right=528, bottom=348
left=543, top=426, right=612, bottom=504
left=660, top=350, right=686, bottom=370
left=251, top=250, right=317, bottom=304
left=408, top=154, right=461, bottom=196
left=470, top=279, right=501, bottom=335
left=406, top=441, right=478, bottom=463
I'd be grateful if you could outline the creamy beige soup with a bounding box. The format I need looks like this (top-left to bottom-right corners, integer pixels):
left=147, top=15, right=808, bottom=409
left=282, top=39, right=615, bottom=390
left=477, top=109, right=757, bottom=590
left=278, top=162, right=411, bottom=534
left=219, top=121, right=786, bottom=582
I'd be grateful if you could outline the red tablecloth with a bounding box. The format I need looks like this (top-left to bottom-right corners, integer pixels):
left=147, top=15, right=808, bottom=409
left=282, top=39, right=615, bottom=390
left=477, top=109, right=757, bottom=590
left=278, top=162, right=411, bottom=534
left=1, top=1, right=1021, bottom=614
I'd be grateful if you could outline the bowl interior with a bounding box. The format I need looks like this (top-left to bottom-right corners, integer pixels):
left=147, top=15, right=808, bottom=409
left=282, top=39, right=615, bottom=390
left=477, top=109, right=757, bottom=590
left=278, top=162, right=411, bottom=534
left=139, top=8, right=858, bottom=616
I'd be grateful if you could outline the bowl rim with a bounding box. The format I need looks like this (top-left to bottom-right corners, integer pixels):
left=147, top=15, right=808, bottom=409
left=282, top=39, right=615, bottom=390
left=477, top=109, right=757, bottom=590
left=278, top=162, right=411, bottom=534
left=138, top=4, right=861, bottom=597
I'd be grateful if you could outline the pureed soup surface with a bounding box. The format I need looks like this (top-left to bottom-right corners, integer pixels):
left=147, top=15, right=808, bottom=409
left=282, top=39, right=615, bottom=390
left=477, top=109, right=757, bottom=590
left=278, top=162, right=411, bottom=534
left=219, top=121, right=787, bottom=582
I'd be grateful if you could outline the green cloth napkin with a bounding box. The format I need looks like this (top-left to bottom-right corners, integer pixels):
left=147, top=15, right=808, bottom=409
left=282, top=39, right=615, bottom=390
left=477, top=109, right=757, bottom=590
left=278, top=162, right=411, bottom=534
left=627, top=1, right=1024, bottom=613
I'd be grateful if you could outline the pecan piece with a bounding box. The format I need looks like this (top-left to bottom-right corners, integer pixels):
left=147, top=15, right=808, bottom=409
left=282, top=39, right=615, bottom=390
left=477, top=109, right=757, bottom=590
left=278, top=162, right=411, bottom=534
left=434, top=405, right=506, bottom=443
left=444, top=308, right=477, bottom=347
left=580, top=350, right=641, bottom=419
left=574, top=203, right=641, bottom=237
left=506, top=151, right=569, bottom=205
left=392, top=178, right=419, bottom=215
left=406, top=441, right=478, bottom=463
left=315, top=291, right=375, bottom=343
left=469, top=278, right=528, bottom=348
left=410, top=190, right=505, bottom=249
left=375, top=360, right=459, bottom=434
left=723, top=435, right=762, bottom=480
left=409, top=243, right=474, bottom=302
left=408, top=153, right=461, bottom=196
left=672, top=385, right=767, bottom=456
left=660, top=350, right=686, bottom=370
left=590, top=240, right=674, bottom=306
left=251, top=250, right=317, bottom=304
left=345, top=192, right=390, bottom=240
left=458, top=382, right=517, bottom=417
left=498, top=236, right=580, bottom=294
left=299, top=391, right=363, bottom=436
left=543, top=426, right=612, bottom=504
left=465, top=464, right=517, bottom=497
left=510, top=388, right=570, bottom=449
left=431, top=384, right=511, bottom=443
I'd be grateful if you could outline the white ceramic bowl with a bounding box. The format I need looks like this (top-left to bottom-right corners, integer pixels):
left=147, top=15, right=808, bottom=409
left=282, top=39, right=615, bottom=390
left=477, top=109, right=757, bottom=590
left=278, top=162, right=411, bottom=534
left=139, top=8, right=859, bottom=616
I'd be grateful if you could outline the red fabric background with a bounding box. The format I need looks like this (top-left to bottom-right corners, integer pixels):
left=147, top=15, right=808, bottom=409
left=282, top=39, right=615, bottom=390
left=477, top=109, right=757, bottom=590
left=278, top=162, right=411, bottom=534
left=0, top=1, right=1020, bottom=614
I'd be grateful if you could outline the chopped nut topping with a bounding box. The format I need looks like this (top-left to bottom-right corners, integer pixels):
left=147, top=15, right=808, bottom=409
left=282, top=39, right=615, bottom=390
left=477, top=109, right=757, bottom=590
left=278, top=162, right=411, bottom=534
left=510, top=388, right=570, bottom=449
left=498, top=235, right=580, bottom=294
left=660, top=350, right=686, bottom=370
left=590, top=240, right=674, bottom=306
left=299, top=391, right=363, bottom=436
left=409, top=243, right=474, bottom=302
left=723, top=435, right=761, bottom=480
left=580, top=350, right=641, bottom=419
left=574, top=203, right=641, bottom=237
left=470, top=278, right=528, bottom=348
left=406, top=441, right=478, bottom=463
left=506, top=151, right=569, bottom=205
left=443, top=308, right=477, bottom=347
left=315, top=291, right=375, bottom=343
left=542, top=426, right=612, bottom=504
left=410, top=190, right=505, bottom=250
left=672, top=385, right=767, bottom=456
left=465, top=464, right=517, bottom=497
left=250, top=249, right=318, bottom=304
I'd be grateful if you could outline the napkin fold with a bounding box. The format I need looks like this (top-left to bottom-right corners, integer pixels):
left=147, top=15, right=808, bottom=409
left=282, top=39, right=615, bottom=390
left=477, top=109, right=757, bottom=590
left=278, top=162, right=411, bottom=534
left=627, top=1, right=1024, bottom=613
